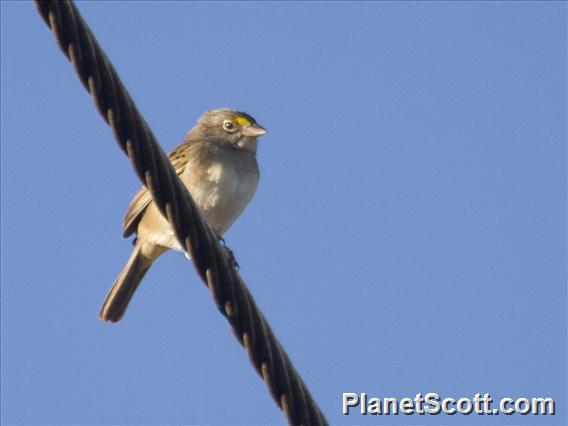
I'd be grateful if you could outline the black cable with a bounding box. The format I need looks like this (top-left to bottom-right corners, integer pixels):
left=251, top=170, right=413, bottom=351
left=34, top=1, right=327, bottom=424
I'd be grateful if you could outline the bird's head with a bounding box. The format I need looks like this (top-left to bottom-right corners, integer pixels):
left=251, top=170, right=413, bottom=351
left=190, top=108, right=267, bottom=153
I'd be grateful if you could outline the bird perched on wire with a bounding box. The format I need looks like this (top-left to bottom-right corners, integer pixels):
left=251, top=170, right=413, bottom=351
left=99, top=108, right=267, bottom=323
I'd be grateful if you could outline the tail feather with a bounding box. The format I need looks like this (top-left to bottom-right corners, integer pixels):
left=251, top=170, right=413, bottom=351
left=99, top=245, right=152, bottom=323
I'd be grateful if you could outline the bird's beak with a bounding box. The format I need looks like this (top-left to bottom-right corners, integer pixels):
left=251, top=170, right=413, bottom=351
left=242, top=123, right=267, bottom=137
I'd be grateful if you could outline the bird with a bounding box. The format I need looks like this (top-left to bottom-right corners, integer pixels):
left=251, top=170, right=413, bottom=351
left=99, top=108, right=267, bottom=323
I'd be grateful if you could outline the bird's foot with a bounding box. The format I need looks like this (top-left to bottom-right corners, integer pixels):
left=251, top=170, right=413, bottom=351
left=215, top=232, right=226, bottom=246
left=214, top=232, right=239, bottom=269
left=224, top=246, right=239, bottom=270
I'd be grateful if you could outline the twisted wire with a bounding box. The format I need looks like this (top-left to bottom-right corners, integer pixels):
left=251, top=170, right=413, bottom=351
left=34, top=1, right=327, bottom=425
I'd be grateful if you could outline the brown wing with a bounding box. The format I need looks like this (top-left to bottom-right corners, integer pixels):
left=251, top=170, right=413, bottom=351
left=122, top=141, right=193, bottom=238
left=122, top=187, right=152, bottom=237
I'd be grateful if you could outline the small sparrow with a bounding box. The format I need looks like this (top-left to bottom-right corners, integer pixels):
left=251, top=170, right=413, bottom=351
left=99, top=109, right=266, bottom=323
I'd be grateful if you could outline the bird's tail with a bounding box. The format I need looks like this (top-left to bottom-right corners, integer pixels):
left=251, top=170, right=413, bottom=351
left=99, top=244, right=153, bottom=323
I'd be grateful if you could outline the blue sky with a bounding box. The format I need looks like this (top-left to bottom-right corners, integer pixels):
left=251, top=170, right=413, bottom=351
left=1, top=1, right=566, bottom=425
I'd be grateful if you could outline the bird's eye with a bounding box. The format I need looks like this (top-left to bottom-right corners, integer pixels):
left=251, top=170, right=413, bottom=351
left=223, top=120, right=237, bottom=132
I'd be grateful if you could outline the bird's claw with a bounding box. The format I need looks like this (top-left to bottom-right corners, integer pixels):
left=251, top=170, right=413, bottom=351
left=224, top=246, right=240, bottom=270
left=215, top=232, right=226, bottom=246
left=214, top=232, right=238, bottom=269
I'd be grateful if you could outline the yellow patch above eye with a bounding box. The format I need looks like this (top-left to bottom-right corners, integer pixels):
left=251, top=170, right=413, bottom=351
left=235, top=116, right=251, bottom=127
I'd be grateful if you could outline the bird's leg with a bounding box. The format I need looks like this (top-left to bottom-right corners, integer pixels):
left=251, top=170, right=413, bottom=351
left=214, top=231, right=239, bottom=270
left=224, top=245, right=239, bottom=270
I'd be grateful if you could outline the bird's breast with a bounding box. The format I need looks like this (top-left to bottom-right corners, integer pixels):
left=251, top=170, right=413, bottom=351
left=182, top=149, right=259, bottom=236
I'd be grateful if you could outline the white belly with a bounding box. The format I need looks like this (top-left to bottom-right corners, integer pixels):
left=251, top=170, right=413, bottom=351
left=192, top=162, right=258, bottom=235
left=138, top=152, right=259, bottom=252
